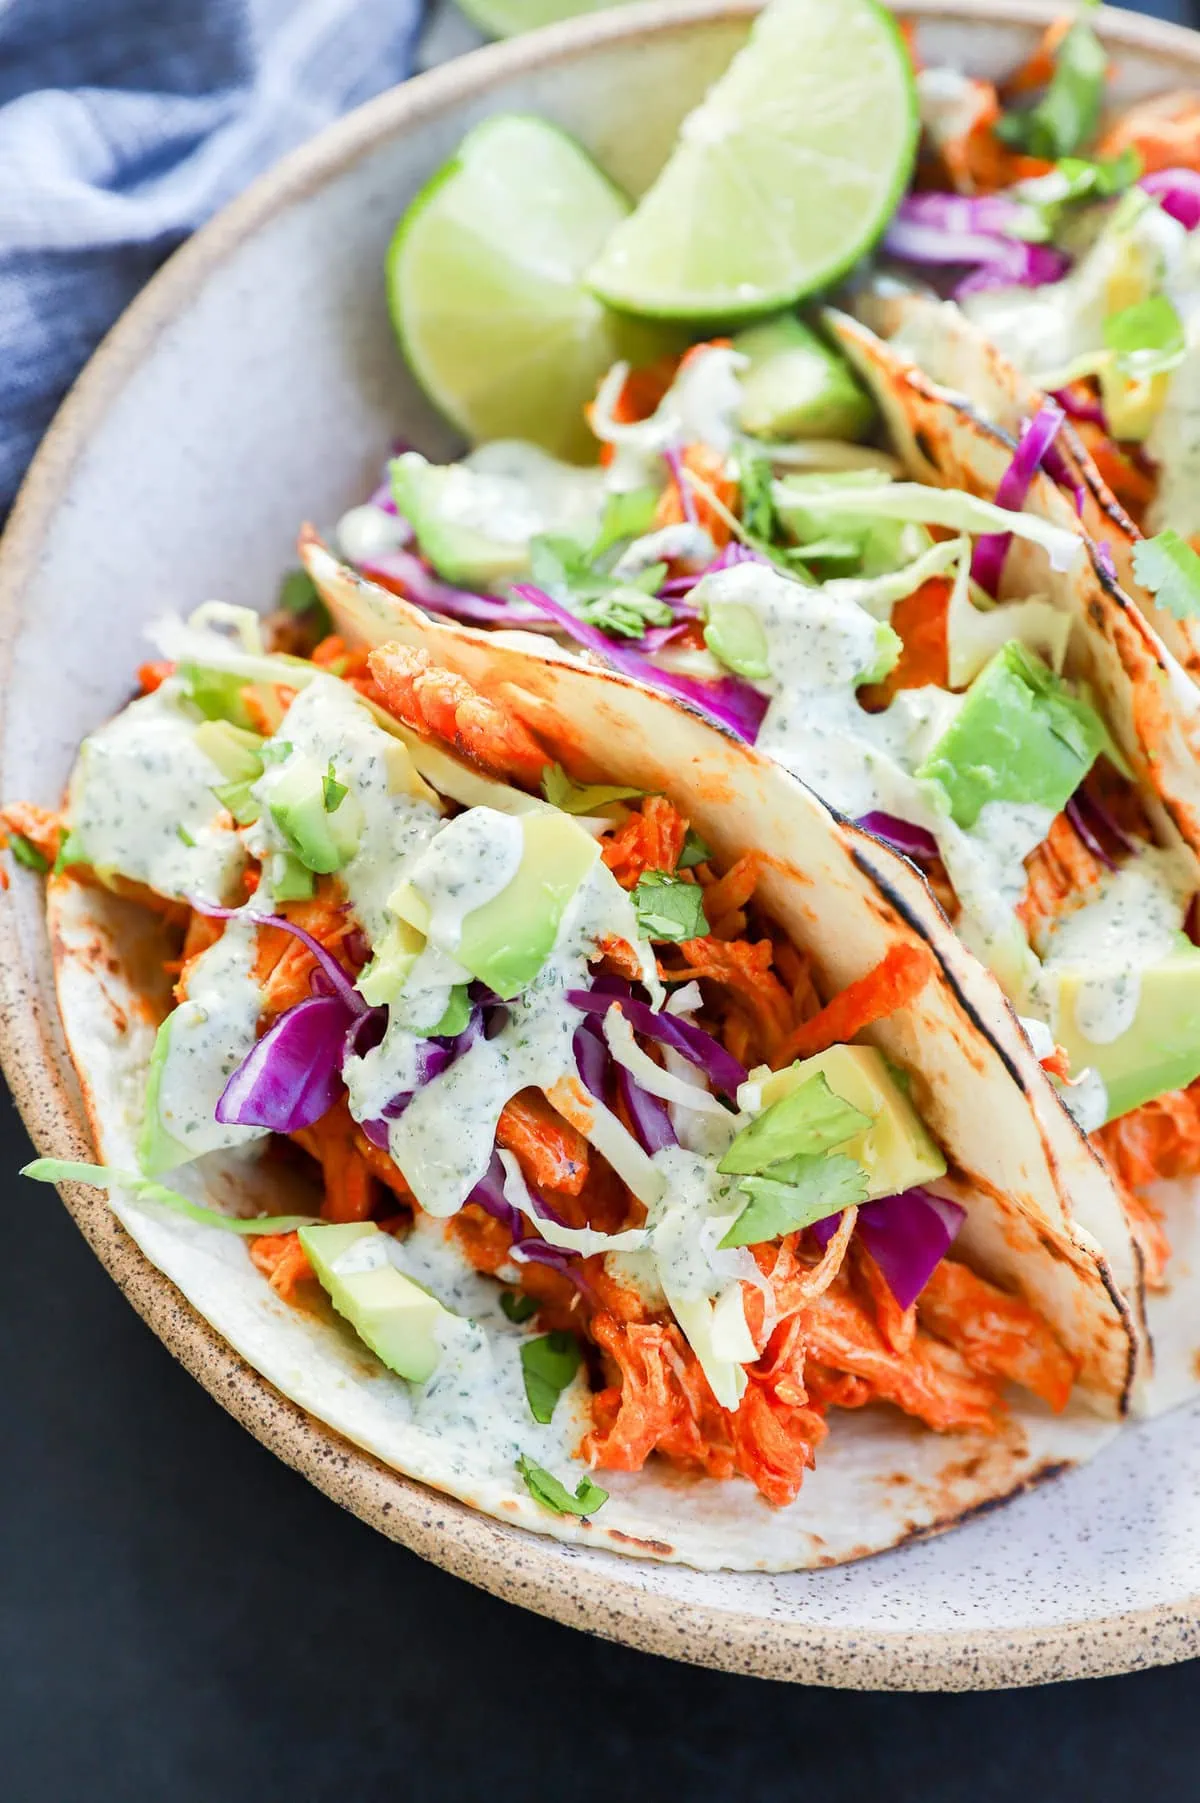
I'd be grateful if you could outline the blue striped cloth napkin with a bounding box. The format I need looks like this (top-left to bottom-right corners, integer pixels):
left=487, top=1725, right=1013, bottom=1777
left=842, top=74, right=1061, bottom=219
left=0, top=0, right=423, bottom=518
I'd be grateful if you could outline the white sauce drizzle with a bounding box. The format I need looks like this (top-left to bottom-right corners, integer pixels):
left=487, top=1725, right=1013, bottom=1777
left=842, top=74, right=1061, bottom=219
left=149, top=921, right=266, bottom=1162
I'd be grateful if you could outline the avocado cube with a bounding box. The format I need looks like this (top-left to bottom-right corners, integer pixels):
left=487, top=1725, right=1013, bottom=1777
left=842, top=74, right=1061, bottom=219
left=391, top=808, right=600, bottom=1001
left=734, top=316, right=876, bottom=442
left=1055, top=943, right=1200, bottom=1123
left=750, top=1044, right=946, bottom=1200
left=391, top=453, right=532, bottom=590
left=917, top=643, right=1106, bottom=830
left=298, top=1221, right=450, bottom=1384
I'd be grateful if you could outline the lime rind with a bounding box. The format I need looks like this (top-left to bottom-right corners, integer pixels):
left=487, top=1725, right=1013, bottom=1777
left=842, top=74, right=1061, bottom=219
left=586, top=0, right=919, bottom=322
left=388, top=113, right=668, bottom=460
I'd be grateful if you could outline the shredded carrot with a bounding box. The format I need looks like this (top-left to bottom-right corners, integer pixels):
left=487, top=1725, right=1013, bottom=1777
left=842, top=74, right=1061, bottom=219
left=600, top=795, right=689, bottom=888
left=859, top=576, right=952, bottom=710
left=917, top=1257, right=1077, bottom=1411
left=934, top=77, right=1054, bottom=194
left=855, top=1243, right=917, bottom=1356
left=1040, top=1045, right=1072, bottom=1082
left=249, top=1232, right=315, bottom=1301
left=999, top=15, right=1072, bottom=100
left=137, top=659, right=175, bottom=695
left=772, top=942, right=934, bottom=1069
left=701, top=852, right=763, bottom=939
left=1096, top=89, right=1200, bottom=176
left=653, top=442, right=739, bottom=548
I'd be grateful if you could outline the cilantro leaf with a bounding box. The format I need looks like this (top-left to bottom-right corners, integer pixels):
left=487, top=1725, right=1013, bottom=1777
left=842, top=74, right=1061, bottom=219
left=500, top=1289, right=538, bottom=1324
left=738, top=453, right=778, bottom=546
left=212, top=778, right=261, bottom=826
left=517, top=1455, right=608, bottom=1518
left=995, top=19, right=1107, bottom=160
left=520, top=1331, right=582, bottom=1424
left=677, top=827, right=712, bottom=870
left=8, top=833, right=49, bottom=873
left=632, top=870, right=707, bottom=942
left=719, top=1152, right=869, bottom=1249
left=53, top=829, right=87, bottom=874
left=259, top=738, right=294, bottom=767
left=529, top=533, right=671, bottom=640
left=1132, top=529, right=1200, bottom=621
left=590, top=487, right=660, bottom=560
left=1103, top=294, right=1185, bottom=378
left=322, top=760, right=348, bottom=812
left=719, top=1072, right=873, bottom=1176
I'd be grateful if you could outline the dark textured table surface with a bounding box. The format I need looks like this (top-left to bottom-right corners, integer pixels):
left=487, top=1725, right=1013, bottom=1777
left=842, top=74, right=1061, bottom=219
left=7, top=1, right=1200, bottom=1794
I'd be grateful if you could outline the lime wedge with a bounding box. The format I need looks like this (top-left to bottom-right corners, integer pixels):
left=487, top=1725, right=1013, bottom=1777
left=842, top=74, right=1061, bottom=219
left=455, top=0, right=626, bottom=38
left=388, top=114, right=669, bottom=462
left=587, top=0, right=919, bottom=321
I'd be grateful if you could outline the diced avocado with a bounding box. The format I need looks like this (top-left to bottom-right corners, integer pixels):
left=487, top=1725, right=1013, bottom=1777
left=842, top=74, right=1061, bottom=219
left=137, top=1014, right=196, bottom=1177
left=299, top=1221, right=451, bottom=1384
left=1054, top=942, right=1200, bottom=1123
left=417, top=984, right=472, bottom=1039
left=746, top=1045, right=946, bottom=1199
left=703, top=602, right=771, bottom=680
left=391, top=808, right=599, bottom=1001
left=864, top=621, right=903, bottom=685
left=262, top=755, right=362, bottom=874
left=268, top=850, right=315, bottom=901
left=391, top=452, right=532, bottom=589
left=356, top=917, right=426, bottom=1008
left=917, top=643, right=1106, bottom=830
left=734, top=316, right=876, bottom=442
left=720, top=1069, right=872, bottom=1176
left=193, top=720, right=265, bottom=783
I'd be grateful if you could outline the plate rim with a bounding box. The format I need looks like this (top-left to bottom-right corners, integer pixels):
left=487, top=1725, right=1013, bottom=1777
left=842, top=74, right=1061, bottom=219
left=3, top=0, right=1199, bottom=1689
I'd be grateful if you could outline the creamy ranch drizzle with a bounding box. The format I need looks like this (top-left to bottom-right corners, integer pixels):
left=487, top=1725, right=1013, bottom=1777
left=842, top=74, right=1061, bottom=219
left=69, top=680, right=247, bottom=904
left=151, top=921, right=266, bottom=1161
left=1041, top=845, right=1193, bottom=1044
left=252, top=676, right=443, bottom=939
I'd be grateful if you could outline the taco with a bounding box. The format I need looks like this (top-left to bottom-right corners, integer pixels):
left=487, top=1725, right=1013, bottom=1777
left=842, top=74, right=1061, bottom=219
left=6, top=601, right=1137, bottom=1570
left=303, top=300, right=1200, bottom=1414
left=849, top=11, right=1200, bottom=680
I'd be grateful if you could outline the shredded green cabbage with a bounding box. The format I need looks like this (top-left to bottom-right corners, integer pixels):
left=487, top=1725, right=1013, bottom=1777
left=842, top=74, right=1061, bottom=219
left=22, top=1159, right=318, bottom=1234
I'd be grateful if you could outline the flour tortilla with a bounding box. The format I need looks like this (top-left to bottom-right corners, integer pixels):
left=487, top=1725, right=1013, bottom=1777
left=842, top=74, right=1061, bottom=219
left=845, top=289, right=1200, bottom=684
left=49, top=570, right=1143, bottom=1568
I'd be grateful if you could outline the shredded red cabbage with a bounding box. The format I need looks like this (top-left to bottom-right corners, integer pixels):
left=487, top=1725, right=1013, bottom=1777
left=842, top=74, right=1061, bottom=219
left=1051, top=385, right=1107, bottom=428
left=615, top=1062, right=677, bottom=1153
left=187, top=900, right=368, bottom=1016
left=511, top=583, right=769, bottom=744
left=1140, top=167, right=1200, bottom=232
left=573, top=1019, right=611, bottom=1102
left=1066, top=784, right=1135, bottom=868
left=566, top=987, right=746, bottom=1099
left=215, top=994, right=353, bottom=1131
left=361, top=549, right=534, bottom=628
left=970, top=399, right=1066, bottom=595
left=659, top=541, right=767, bottom=601
left=884, top=197, right=1069, bottom=298
left=468, top=1153, right=590, bottom=1286
left=1042, top=440, right=1086, bottom=517
left=854, top=811, right=939, bottom=862
left=813, top=1186, right=965, bottom=1309
left=1064, top=794, right=1116, bottom=871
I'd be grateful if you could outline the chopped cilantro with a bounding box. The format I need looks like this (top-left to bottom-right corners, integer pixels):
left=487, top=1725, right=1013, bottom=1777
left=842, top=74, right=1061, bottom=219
left=278, top=567, right=332, bottom=635
left=516, top=1455, right=608, bottom=1518
left=500, top=1290, right=538, bottom=1325
left=719, top=1072, right=872, bottom=1176
left=176, top=824, right=196, bottom=848
left=995, top=18, right=1107, bottom=160
left=529, top=534, right=672, bottom=641
left=8, top=833, right=49, bottom=873
left=590, top=487, right=660, bottom=559
left=259, top=739, right=294, bottom=766
left=520, top=1331, right=582, bottom=1424
left=632, top=869, right=707, bottom=942
left=1132, top=529, right=1200, bottom=621
left=677, top=827, right=712, bottom=870
left=322, top=760, right=348, bottom=812
left=719, top=1153, right=869, bottom=1248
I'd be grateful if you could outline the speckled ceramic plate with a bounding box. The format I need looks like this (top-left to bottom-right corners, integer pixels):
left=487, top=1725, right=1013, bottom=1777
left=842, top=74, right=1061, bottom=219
left=4, top=0, right=1200, bottom=1690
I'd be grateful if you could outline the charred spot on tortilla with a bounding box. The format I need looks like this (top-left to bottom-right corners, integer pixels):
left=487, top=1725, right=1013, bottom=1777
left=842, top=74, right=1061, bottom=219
left=850, top=843, right=1027, bottom=1094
